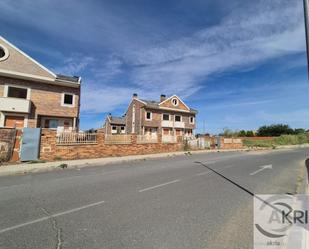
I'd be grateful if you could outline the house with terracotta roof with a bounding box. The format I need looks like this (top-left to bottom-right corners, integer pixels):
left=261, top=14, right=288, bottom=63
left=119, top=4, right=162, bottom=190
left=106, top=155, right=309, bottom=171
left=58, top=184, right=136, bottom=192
left=104, top=93, right=197, bottom=139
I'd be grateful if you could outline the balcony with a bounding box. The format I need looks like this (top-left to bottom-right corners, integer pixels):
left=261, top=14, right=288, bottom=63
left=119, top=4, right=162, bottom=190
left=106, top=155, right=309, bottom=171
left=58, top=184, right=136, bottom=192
left=161, top=120, right=173, bottom=127
left=161, top=120, right=185, bottom=128
left=0, top=97, right=31, bottom=113
left=174, top=121, right=185, bottom=128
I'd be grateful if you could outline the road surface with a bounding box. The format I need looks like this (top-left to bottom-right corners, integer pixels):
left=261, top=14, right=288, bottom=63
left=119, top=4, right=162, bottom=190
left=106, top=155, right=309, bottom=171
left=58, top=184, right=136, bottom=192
left=0, top=148, right=308, bottom=249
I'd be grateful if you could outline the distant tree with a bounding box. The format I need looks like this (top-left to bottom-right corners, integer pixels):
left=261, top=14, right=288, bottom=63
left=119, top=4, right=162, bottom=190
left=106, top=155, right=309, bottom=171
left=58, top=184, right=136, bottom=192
left=294, top=128, right=305, bottom=134
left=257, top=124, right=294, bottom=137
left=246, top=130, right=254, bottom=137
left=222, top=128, right=233, bottom=137
left=238, top=130, right=247, bottom=137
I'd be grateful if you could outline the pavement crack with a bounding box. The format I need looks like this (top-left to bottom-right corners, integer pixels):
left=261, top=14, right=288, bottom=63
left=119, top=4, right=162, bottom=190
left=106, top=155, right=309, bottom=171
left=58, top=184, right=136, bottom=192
left=28, top=188, right=63, bottom=249
left=39, top=206, right=63, bottom=249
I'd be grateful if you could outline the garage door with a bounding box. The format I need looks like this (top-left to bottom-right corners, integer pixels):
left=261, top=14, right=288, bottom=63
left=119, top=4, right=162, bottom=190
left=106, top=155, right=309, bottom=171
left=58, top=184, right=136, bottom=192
left=4, top=116, right=24, bottom=128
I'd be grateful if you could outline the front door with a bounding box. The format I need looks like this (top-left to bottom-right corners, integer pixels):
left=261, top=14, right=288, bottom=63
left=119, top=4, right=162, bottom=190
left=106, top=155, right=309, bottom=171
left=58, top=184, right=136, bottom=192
left=163, top=128, right=170, bottom=135
left=4, top=115, right=24, bottom=128
left=20, top=128, right=41, bottom=161
left=175, top=129, right=182, bottom=136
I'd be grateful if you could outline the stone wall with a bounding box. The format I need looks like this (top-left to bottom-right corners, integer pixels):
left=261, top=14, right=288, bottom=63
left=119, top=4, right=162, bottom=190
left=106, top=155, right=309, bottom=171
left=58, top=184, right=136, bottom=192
left=40, top=129, right=184, bottom=161
left=0, top=128, right=18, bottom=162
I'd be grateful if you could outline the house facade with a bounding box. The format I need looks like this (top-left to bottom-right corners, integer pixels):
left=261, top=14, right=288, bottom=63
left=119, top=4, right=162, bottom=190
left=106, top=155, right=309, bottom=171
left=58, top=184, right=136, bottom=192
left=104, top=115, right=126, bottom=134
left=105, top=94, right=197, bottom=138
left=0, top=37, right=81, bottom=131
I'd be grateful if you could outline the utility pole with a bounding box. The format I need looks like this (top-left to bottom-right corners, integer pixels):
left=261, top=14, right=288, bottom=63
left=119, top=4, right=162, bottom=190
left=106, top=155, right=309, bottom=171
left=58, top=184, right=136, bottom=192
left=303, top=0, right=309, bottom=77
left=203, top=120, right=206, bottom=134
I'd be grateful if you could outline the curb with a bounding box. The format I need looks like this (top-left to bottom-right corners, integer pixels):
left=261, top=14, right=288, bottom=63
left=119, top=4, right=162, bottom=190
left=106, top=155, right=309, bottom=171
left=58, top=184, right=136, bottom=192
left=0, top=149, right=248, bottom=177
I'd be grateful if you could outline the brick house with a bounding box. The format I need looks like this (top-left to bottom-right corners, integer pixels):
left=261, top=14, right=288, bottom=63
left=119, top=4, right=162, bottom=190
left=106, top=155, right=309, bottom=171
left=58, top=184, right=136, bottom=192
left=0, top=37, right=81, bottom=131
left=104, top=114, right=126, bottom=134
left=104, top=93, right=197, bottom=138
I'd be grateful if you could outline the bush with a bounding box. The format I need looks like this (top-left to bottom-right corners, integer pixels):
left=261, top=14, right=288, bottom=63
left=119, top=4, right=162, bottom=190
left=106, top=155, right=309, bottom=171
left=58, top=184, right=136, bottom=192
left=243, top=139, right=274, bottom=148
left=274, top=133, right=309, bottom=145
left=243, top=133, right=309, bottom=148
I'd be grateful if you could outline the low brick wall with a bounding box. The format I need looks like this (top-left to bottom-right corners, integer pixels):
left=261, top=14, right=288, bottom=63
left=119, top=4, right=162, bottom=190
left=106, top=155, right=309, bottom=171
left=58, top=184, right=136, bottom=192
left=40, top=129, right=184, bottom=161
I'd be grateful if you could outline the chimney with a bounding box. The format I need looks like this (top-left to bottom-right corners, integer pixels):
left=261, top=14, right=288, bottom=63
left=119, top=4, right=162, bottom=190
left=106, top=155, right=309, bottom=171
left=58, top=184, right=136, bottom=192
left=133, top=93, right=138, bottom=99
left=160, top=94, right=166, bottom=102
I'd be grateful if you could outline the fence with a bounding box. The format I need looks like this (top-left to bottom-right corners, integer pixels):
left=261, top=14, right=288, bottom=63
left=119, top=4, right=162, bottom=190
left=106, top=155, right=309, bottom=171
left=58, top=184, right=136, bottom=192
left=56, top=132, right=97, bottom=145
left=136, top=135, right=158, bottom=144
left=162, top=135, right=177, bottom=143
left=105, top=134, right=132, bottom=144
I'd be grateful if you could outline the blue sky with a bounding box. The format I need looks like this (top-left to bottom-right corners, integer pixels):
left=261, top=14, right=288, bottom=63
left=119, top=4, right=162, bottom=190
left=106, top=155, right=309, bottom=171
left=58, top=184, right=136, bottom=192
left=0, top=0, right=308, bottom=134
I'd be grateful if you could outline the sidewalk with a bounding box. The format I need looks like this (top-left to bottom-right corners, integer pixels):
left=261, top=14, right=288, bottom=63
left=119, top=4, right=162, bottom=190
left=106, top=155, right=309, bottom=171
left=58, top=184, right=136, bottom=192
left=0, top=148, right=249, bottom=177
left=0, top=144, right=308, bottom=177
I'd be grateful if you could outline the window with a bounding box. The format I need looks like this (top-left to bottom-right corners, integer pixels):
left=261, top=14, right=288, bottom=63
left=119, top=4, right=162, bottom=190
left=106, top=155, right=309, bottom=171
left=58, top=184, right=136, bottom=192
left=163, top=114, right=170, bottom=121
left=63, top=93, right=74, bottom=105
left=44, top=119, right=59, bottom=129
left=62, top=93, right=74, bottom=107
left=190, top=116, right=195, bottom=124
left=146, top=111, right=152, bottom=120
left=0, top=47, right=5, bottom=58
left=175, top=115, right=181, bottom=122
left=7, top=86, right=28, bottom=99
left=0, top=45, right=9, bottom=61
left=112, top=126, right=117, bottom=130
left=121, top=126, right=125, bottom=130
left=171, top=98, right=178, bottom=106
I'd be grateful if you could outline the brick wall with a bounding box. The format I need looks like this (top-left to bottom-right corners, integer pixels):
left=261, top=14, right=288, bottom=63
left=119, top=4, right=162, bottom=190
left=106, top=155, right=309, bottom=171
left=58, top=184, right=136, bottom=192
left=40, top=129, right=184, bottom=161
left=220, top=137, right=244, bottom=149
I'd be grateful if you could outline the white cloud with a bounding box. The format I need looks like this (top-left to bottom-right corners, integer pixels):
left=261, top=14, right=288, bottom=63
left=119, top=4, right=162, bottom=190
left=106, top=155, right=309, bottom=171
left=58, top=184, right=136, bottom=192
left=1, top=0, right=306, bottom=114
left=52, top=54, right=95, bottom=76
left=81, top=86, right=134, bottom=114
left=127, top=0, right=305, bottom=95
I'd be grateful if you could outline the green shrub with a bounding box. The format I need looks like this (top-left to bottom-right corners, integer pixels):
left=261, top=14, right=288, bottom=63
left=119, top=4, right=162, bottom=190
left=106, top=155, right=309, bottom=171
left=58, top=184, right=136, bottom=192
left=243, top=139, right=274, bottom=148
left=274, top=133, right=309, bottom=145
left=243, top=133, right=309, bottom=148
left=274, top=135, right=299, bottom=145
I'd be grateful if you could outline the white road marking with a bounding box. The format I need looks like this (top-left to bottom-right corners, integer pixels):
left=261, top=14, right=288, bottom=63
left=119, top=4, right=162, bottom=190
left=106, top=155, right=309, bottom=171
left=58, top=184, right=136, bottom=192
left=0, top=184, right=26, bottom=190
left=0, top=200, right=105, bottom=234
left=250, top=165, right=273, bottom=176
left=139, top=179, right=181, bottom=192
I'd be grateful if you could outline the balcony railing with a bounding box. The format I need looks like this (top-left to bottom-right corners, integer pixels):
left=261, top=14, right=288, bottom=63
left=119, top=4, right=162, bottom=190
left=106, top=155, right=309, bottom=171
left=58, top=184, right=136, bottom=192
left=174, top=121, right=185, bottom=128
left=0, top=97, right=31, bottom=113
left=137, top=135, right=158, bottom=144
left=162, top=135, right=177, bottom=143
left=161, top=120, right=185, bottom=128
left=57, top=132, right=97, bottom=145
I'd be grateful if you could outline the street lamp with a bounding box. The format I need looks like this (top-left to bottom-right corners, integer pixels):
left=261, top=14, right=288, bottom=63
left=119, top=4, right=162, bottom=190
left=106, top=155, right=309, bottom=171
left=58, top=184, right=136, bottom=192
left=303, top=0, right=309, bottom=77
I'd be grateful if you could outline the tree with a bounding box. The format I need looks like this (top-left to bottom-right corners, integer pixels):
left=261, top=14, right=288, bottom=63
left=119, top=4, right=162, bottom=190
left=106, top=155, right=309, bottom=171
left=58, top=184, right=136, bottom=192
left=257, top=124, right=294, bottom=137
left=294, top=128, right=305, bottom=134
left=246, top=130, right=254, bottom=137
left=238, top=130, right=247, bottom=137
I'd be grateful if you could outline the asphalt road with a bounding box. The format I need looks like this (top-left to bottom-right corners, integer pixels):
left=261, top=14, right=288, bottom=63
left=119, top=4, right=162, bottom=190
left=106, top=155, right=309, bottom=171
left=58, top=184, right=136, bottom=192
left=0, top=148, right=308, bottom=249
